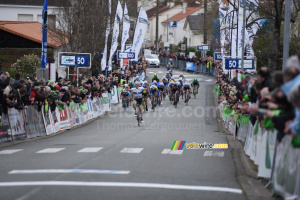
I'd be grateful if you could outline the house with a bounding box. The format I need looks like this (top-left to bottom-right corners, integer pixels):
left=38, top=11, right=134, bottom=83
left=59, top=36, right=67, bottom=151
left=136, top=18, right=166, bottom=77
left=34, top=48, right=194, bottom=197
left=144, top=2, right=183, bottom=47
left=0, top=21, right=66, bottom=70
left=183, top=14, right=204, bottom=47
left=0, top=0, right=63, bottom=29
left=161, top=2, right=203, bottom=46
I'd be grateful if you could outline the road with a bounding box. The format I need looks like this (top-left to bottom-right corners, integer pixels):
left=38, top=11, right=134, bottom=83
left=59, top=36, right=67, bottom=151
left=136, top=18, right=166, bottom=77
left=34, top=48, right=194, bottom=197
left=0, top=67, right=246, bottom=200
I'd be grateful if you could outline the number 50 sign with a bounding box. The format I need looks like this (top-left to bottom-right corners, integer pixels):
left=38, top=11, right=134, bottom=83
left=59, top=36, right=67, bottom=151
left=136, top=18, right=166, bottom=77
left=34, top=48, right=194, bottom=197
left=59, top=52, right=91, bottom=68
left=225, top=58, right=239, bottom=70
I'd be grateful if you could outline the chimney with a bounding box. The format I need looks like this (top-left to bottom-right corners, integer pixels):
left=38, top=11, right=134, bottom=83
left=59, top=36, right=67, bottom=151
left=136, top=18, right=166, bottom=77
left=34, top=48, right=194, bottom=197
left=183, top=0, right=187, bottom=14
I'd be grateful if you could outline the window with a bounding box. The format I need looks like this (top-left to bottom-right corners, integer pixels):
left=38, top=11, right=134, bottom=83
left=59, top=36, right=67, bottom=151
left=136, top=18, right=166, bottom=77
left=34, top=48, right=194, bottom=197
left=18, top=14, right=33, bottom=21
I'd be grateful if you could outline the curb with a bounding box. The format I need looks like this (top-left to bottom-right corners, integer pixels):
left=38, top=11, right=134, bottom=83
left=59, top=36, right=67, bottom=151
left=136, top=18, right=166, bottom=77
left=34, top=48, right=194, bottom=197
left=214, top=91, right=275, bottom=200
left=0, top=103, right=121, bottom=149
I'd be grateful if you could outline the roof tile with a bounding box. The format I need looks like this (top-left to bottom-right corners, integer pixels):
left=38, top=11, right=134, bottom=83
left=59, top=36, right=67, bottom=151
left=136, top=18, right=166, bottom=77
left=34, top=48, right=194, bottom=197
left=162, top=7, right=202, bottom=23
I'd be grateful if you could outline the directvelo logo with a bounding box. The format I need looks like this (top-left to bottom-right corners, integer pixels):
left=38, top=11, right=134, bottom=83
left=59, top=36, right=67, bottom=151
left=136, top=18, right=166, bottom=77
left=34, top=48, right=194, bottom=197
left=170, top=141, right=228, bottom=150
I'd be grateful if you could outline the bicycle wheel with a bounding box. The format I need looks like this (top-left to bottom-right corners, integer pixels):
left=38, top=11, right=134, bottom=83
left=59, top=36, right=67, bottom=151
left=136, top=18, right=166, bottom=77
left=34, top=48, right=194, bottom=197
left=123, top=99, right=127, bottom=111
left=186, top=91, right=189, bottom=106
left=174, top=93, right=177, bottom=108
left=137, top=108, right=140, bottom=127
left=143, top=98, right=146, bottom=112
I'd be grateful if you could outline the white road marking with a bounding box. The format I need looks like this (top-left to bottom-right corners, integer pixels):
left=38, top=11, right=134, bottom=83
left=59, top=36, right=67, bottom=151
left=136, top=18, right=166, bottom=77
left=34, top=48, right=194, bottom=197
left=0, top=149, right=23, bottom=155
left=120, top=148, right=143, bottom=153
left=77, top=147, right=103, bottom=153
left=161, top=149, right=172, bottom=154
left=161, top=149, right=183, bottom=155
left=36, top=148, right=65, bottom=154
left=170, top=150, right=183, bottom=155
left=0, top=181, right=243, bottom=194
left=205, top=79, right=213, bottom=82
left=148, top=72, right=154, bottom=73
left=203, top=151, right=224, bottom=157
left=9, top=169, right=130, bottom=175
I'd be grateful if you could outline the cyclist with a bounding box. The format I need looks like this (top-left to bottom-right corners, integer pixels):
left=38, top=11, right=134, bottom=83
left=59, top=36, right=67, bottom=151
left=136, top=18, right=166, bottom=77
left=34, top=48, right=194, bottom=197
left=183, top=81, right=192, bottom=103
left=166, top=63, right=172, bottom=71
left=152, top=73, right=159, bottom=82
left=157, top=82, right=165, bottom=103
left=142, top=80, right=149, bottom=89
left=149, top=85, right=160, bottom=109
left=131, top=81, right=144, bottom=122
left=162, top=77, right=169, bottom=87
left=128, top=81, right=134, bottom=89
left=168, top=70, right=173, bottom=77
left=178, top=78, right=184, bottom=98
left=171, top=82, right=180, bottom=105
left=191, top=78, right=200, bottom=94
left=142, top=87, right=149, bottom=111
left=179, top=72, right=184, bottom=79
left=165, top=72, right=172, bottom=80
left=121, top=89, right=130, bottom=108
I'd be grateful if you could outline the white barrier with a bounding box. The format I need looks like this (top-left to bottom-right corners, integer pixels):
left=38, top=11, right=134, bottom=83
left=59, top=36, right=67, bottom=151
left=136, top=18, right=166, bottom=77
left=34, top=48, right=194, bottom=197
left=0, top=96, right=112, bottom=141
left=220, top=104, right=300, bottom=199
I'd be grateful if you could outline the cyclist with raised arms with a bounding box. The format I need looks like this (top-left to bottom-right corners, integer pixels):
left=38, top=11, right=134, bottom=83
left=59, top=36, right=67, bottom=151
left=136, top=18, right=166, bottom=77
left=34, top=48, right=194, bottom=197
left=183, top=80, right=192, bottom=103
left=157, top=82, right=165, bottom=103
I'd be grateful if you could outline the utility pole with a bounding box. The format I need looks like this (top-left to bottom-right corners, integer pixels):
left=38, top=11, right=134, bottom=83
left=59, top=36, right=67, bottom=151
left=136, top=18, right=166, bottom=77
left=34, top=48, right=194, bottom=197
left=167, top=14, right=169, bottom=42
left=240, top=0, right=246, bottom=71
left=155, top=0, right=159, bottom=51
left=203, top=0, right=207, bottom=44
left=282, top=0, right=292, bottom=71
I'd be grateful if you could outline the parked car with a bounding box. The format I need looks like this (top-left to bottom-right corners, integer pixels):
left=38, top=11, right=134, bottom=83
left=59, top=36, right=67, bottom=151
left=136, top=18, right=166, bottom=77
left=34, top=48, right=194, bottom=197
left=145, top=54, right=160, bottom=68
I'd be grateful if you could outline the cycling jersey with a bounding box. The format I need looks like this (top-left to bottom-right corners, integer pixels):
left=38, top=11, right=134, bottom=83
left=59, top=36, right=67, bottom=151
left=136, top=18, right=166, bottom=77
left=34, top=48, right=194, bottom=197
left=131, top=87, right=143, bottom=99
left=121, top=91, right=130, bottom=97
left=142, top=89, right=149, bottom=98
left=183, top=82, right=191, bottom=89
left=157, top=85, right=165, bottom=91
left=172, top=85, right=179, bottom=94
left=191, top=80, right=199, bottom=86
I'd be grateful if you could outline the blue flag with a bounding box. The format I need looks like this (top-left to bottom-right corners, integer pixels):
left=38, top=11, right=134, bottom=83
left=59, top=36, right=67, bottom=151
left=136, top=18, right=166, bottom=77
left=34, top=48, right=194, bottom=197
left=41, top=0, right=48, bottom=68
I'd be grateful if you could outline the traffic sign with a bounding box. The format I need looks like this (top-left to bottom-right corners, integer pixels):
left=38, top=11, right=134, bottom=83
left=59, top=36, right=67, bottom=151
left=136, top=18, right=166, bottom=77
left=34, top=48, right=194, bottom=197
left=118, top=52, right=135, bottom=59
left=224, top=58, right=255, bottom=70
left=169, top=21, right=177, bottom=28
left=59, top=53, right=91, bottom=68
left=197, top=45, right=210, bottom=51
left=181, top=44, right=186, bottom=51
left=214, top=52, right=222, bottom=61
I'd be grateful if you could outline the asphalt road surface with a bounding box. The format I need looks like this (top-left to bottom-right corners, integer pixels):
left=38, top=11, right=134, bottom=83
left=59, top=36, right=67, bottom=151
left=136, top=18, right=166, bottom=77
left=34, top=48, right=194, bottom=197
left=0, top=67, right=246, bottom=200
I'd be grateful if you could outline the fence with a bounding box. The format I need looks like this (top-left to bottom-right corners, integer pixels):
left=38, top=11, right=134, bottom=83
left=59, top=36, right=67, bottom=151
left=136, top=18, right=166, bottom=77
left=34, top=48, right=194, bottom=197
left=159, top=57, right=218, bottom=77
left=218, top=98, right=300, bottom=200
left=0, top=87, right=120, bottom=144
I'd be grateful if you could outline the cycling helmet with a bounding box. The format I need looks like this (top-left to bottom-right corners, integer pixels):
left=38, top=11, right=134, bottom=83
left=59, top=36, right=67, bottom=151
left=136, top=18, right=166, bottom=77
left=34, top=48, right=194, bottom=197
left=144, top=80, right=148, bottom=84
left=159, top=82, right=163, bottom=86
left=176, top=82, right=181, bottom=86
left=134, top=81, right=139, bottom=85
left=150, top=85, right=157, bottom=90
left=153, top=80, right=157, bottom=84
left=122, top=89, right=127, bottom=92
left=178, top=77, right=183, bottom=81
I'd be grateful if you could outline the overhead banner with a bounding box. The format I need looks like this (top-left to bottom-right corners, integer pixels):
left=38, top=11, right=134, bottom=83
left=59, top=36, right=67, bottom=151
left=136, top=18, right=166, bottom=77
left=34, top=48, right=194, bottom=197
left=120, top=3, right=130, bottom=68
left=132, top=7, right=148, bottom=61
left=101, top=0, right=112, bottom=71
left=108, top=0, right=123, bottom=71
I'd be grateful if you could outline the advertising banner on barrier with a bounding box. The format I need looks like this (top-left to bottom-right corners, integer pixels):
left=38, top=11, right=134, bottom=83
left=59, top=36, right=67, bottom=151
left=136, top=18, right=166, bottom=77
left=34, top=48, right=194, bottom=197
left=42, top=106, right=55, bottom=136
left=186, top=62, right=197, bottom=72
left=86, top=99, right=94, bottom=119
left=102, top=93, right=111, bottom=112
left=257, top=130, right=277, bottom=178
left=8, top=108, right=26, bottom=140
left=0, top=114, right=12, bottom=143
left=68, top=104, right=80, bottom=127
left=55, top=107, right=71, bottom=131
left=24, top=106, right=47, bottom=138
left=92, top=97, right=103, bottom=117
left=111, top=86, right=119, bottom=104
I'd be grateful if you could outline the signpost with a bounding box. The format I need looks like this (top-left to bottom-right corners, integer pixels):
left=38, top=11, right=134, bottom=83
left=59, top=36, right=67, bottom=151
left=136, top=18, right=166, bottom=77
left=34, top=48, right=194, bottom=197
left=58, top=52, right=91, bottom=86
left=197, top=45, right=210, bottom=51
left=117, top=51, right=135, bottom=59
left=169, top=21, right=177, bottom=28
left=214, top=52, right=222, bottom=61
left=181, top=44, right=186, bottom=51
left=224, top=57, right=255, bottom=70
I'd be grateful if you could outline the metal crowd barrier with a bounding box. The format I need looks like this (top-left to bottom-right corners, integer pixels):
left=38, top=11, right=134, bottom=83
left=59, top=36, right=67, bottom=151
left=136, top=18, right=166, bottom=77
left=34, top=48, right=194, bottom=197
left=218, top=99, right=300, bottom=199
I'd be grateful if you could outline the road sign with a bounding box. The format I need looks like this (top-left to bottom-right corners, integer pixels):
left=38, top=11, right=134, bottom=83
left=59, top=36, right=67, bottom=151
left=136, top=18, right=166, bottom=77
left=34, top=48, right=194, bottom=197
left=214, top=52, right=222, bottom=61
left=59, top=53, right=91, bottom=68
left=169, top=21, right=177, bottom=28
left=181, top=44, right=186, bottom=51
left=118, top=52, right=135, bottom=59
left=197, top=45, right=210, bottom=51
left=224, top=58, right=255, bottom=70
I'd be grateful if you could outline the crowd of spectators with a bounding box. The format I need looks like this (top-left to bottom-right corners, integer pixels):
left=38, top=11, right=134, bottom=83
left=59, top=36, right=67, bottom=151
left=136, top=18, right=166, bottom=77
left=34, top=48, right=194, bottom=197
left=215, top=55, right=300, bottom=140
left=0, top=62, right=147, bottom=115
